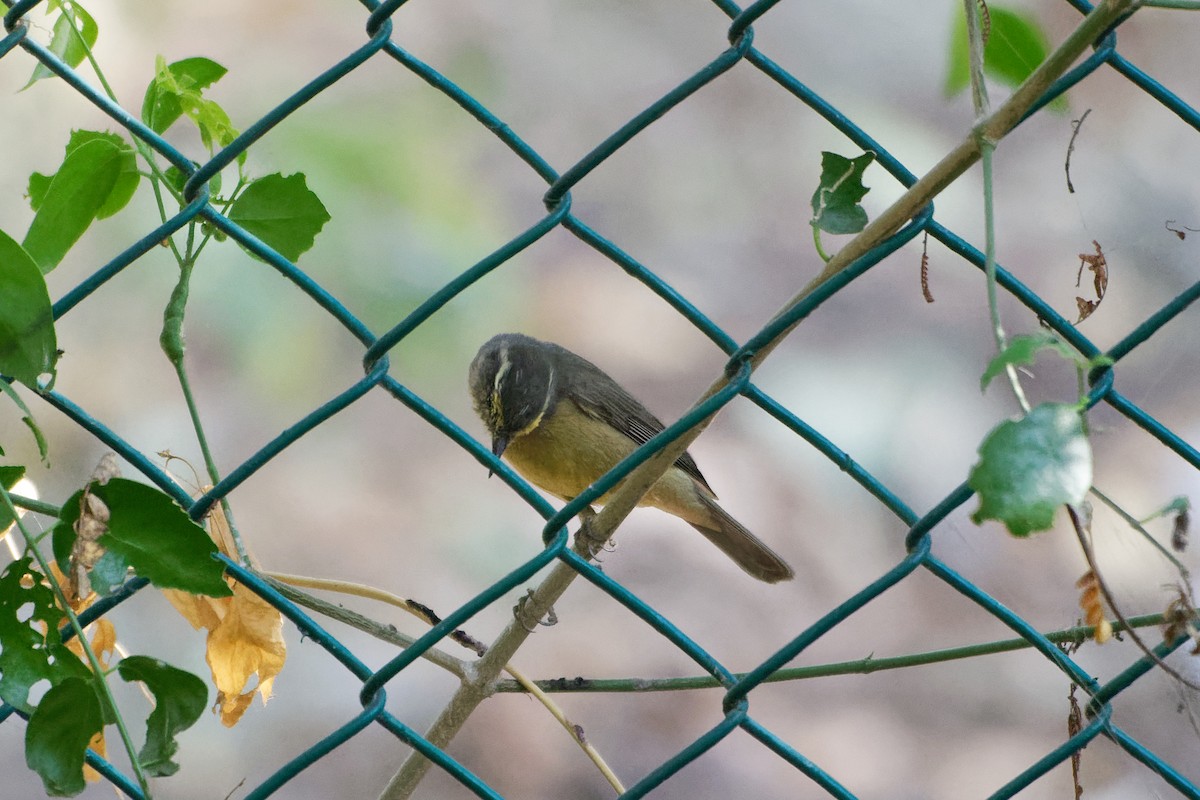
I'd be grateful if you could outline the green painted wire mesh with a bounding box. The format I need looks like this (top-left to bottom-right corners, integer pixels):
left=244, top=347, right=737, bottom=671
left=2, top=0, right=1200, bottom=797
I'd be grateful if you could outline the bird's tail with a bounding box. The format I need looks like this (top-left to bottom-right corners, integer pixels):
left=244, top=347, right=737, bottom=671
left=690, top=494, right=794, bottom=583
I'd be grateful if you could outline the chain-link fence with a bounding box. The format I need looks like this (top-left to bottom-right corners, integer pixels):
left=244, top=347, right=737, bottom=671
left=1, top=0, right=1199, bottom=797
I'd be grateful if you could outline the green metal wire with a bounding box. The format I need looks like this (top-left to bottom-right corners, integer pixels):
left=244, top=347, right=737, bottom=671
left=1, top=0, right=1198, bottom=797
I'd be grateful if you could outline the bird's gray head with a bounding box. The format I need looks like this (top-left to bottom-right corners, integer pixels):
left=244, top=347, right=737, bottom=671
left=468, top=333, right=557, bottom=458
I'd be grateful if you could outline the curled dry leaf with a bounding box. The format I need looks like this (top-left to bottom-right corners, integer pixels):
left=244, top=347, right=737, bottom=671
left=68, top=454, right=121, bottom=599
left=1074, top=240, right=1108, bottom=323
left=1162, top=589, right=1199, bottom=653
left=1067, top=685, right=1083, bottom=800
left=69, top=490, right=108, bottom=600
left=161, top=500, right=285, bottom=726
left=1165, top=220, right=1200, bottom=241
left=206, top=583, right=286, bottom=726
left=919, top=233, right=934, bottom=303
left=1075, top=570, right=1112, bottom=644
left=91, top=453, right=121, bottom=485
left=1172, top=505, right=1190, bottom=553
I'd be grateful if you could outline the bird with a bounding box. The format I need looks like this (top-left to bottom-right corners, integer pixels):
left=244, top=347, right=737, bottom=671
left=468, top=332, right=794, bottom=583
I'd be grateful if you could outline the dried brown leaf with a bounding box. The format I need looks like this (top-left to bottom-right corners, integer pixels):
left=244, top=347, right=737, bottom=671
left=920, top=233, right=934, bottom=303
left=1172, top=505, right=1190, bottom=552
left=162, top=496, right=285, bottom=726
left=1074, top=241, right=1107, bottom=323
left=69, top=489, right=109, bottom=599
left=208, top=582, right=286, bottom=727
left=1076, top=570, right=1110, bottom=643
left=162, top=587, right=224, bottom=631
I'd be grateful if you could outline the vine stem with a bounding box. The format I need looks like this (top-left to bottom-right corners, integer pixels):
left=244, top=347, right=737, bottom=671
left=64, top=0, right=186, bottom=263
left=0, top=484, right=153, bottom=798
left=63, top=1, right=250, bottom=561
left=490, top=613, right=1171, bottom=694
left=966, top=0, right=1031, bottom=413
left=172, top=357, right=250, bottom=564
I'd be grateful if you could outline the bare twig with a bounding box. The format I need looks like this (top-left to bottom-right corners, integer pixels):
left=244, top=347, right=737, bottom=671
left=1065, top=108, right=1092, bottom=194
left=1068, top=505, right=1200, bottom=691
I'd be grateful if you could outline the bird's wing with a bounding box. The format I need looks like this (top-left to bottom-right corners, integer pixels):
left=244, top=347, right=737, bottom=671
left=555, top=346, right=715, bottom=495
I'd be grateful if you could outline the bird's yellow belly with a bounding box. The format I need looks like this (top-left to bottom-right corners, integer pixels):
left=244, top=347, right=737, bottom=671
left=502, top=400, right=698, bottom=516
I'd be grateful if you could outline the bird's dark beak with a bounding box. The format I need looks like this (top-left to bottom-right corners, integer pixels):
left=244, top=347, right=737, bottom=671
left=487, top=435, right=509, bottom=478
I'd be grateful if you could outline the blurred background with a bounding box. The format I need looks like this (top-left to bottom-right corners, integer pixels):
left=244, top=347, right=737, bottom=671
left=2, top=0, right=1200, bottom=797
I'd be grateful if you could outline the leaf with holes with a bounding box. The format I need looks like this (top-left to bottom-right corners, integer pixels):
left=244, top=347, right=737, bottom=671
left=0, top=557, right=90, bottom=712
left=810, top=151, right=875, bottom=235
left=968, top=403, right=1092, bottom=536
left=141, top=56, right=228, bottom=134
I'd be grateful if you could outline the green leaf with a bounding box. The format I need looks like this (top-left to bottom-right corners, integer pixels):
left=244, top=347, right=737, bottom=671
left=0, top=465, right=26, bottom=538
left=192, top=95, right=239, bottom=154
left=51, top=519, right=74, bottom=578
left=29, top=131, right=140, bottom=221
left=946, top=4, right=1065, bottom=112
left=0, top=227, right=58, bottom=386
left=25, top=676, right=104, bottom=797
left=27, top=172, right=52, bottom=210
left=86, top=550, right=131, bottom=597
left=117, top=656, right=207, bottom=777
left=23, top=138, right=124, bottom=273
left=980, top=332, right=1083, bottom=390
left=228, top=173, right=331, bottom=262
left=50, top=516, right=127, bottom=593
left=141, top=56, right=238, bottom=155
left=810, top=151, right=875, bottom=235
left=25, top=3, right=98, bottom=88
left=0, top=557, right=89, bottom=711
left=968, top=403, right=1092, bottom=536
left=0, top=379, right=50, bottom=463
left=55, top=480, right=231, bottom=596
left=141, top=56, right=228, bottom=135
left=23, top=414, right=51, bottom=464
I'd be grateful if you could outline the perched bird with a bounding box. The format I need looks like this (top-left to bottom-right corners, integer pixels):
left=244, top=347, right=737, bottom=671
left=468, top=333, right=794, bottom=583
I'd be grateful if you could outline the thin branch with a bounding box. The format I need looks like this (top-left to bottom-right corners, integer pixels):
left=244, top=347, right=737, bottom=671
left=491, top=613, right=1170, bottom=694
left=265, top=572, right=627, bottom=792
left=260, top=575, right=473, bottom=679
left=1065, top=108, right=1093, bottom=193
left=1068, top=505, right=1200, bottom=690
left=504, top=664, right=625, bottom=794
left=378, top=529, right=603, bottom=799
left=6, top=492, right=61, bottom=518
